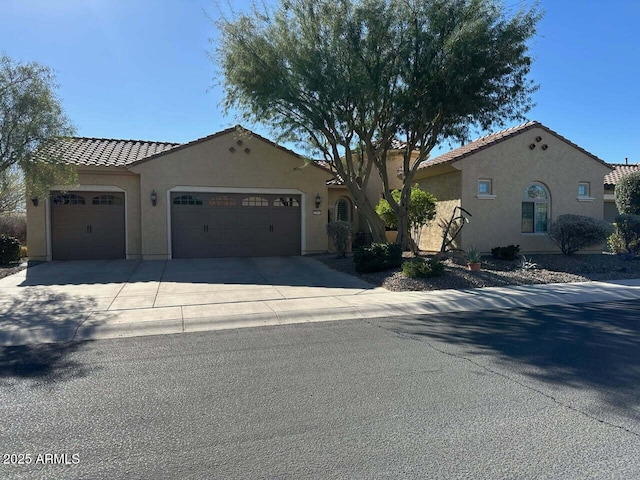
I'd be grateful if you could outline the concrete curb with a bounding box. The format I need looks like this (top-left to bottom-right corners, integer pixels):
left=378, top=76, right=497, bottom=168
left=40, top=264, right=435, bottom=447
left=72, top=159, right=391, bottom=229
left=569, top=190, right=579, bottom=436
left=2, top=279, right=640, bottom=346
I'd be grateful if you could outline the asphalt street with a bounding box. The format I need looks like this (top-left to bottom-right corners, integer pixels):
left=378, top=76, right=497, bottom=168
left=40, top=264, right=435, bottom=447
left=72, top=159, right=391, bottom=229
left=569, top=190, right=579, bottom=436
left=1, top=300, right=640, bottom=479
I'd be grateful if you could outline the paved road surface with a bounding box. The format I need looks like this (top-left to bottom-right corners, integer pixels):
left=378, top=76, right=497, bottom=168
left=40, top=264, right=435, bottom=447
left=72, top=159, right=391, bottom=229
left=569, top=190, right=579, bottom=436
left=2, top=300, right=640, bottom=479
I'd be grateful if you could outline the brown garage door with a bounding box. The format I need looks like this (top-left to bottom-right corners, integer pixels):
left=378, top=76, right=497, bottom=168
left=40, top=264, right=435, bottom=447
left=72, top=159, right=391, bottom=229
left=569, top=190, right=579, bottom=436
left=171, top=192, right=301, bottom=258
left=51, top=192, right=126, bottom=260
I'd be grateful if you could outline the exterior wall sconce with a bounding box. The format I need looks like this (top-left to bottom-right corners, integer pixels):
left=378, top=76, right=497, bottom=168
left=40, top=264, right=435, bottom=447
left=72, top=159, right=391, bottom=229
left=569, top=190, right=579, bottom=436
left=151, top=189, right=158, bottom=207
left=315, top=193, right=322, bottom=209
left=31, top=197, right=39, bottom=207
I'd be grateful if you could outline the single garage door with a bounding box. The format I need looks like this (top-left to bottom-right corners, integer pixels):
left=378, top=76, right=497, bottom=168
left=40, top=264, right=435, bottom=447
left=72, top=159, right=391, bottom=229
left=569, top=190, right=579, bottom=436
left=50, top=191, right=126, bottom=260
left=171, top=192, right=301, bottom=258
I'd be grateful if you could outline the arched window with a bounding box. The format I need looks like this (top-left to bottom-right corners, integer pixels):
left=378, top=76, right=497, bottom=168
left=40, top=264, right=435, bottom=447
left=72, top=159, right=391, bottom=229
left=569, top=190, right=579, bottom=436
left=92, top=195, right=123, bottom=205
left=334, top=197, right=352, bottom=222
left=522, top=183, right=550, bottom=233
left=274, top=197, right=300, bottom=207
left=52, top=194, right=85, bottom=205
left=173, top=195, right=203, bottom=205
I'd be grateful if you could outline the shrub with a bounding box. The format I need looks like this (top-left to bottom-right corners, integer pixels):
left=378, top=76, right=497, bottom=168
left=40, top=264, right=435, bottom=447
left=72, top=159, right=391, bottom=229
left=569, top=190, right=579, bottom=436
left=608, top=214, right=640, bottom=256
left=491, top=244, right=520, bottom=260
left=0, top=212, right=26, bottom=244
left=326, top=221, right=352, bottom=258
left=615, top=171, right=640, bottom=215
left=548, top=214, right=613, bottom=255
left=19, top=245, right=28, bottom=258
left=0, top=234, right=21, bottom=264
left=402, top=257, right=445, bottom=278
left=353, top=242, right=402, bottom=273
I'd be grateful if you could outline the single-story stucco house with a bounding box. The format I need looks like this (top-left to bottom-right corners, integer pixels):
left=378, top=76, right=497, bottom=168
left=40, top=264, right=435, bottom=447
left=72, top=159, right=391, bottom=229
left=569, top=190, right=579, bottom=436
left=27, top=127, right=334, bottom=261
left=27, top=121, right=627, bottom=261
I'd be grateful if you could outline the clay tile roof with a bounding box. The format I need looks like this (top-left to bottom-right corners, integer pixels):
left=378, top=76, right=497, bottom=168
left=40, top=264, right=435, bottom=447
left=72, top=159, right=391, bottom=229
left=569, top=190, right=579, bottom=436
left=605, top=164, right=640, bottom=186
left=419, top=121, right=611, bottom=170
left=36, top=137, right=181, bottom=167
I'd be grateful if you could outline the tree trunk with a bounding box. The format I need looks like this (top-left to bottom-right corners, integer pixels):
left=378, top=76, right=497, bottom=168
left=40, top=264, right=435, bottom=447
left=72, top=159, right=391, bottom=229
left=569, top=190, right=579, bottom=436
left=355, top=193, right=387, bottom=244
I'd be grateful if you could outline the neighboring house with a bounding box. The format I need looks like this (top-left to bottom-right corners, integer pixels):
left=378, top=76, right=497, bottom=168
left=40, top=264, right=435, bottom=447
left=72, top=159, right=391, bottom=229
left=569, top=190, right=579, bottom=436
left=27, top=127, right=333, bottom=261
left=410, top=121, right=613, bottom=253
left=603, top=163, right=640, bottom=222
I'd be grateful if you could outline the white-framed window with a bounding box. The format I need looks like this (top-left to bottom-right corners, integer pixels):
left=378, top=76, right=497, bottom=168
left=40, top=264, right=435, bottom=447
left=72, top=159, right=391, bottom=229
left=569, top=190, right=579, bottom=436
left=522, top=183, right=550, bottom=234
left=478, top=179, right=492, bottom=195
left=335, top=197, right=352, bottom=222
left=578, top=182, right=590, bottom=197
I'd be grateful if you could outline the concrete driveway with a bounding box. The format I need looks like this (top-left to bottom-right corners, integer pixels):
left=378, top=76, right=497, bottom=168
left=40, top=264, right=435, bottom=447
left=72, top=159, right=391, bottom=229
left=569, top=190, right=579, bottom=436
left=4, top=257, right=640, bottom=346
left=0, top=256, right=382, bottom=344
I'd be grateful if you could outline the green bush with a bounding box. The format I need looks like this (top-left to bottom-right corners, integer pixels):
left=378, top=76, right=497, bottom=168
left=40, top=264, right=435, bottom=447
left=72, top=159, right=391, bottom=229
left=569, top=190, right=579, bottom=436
left=0, top=234, right=20, bottom=264
left=326, top=221, right=352, bottom=258
left=615, top=171, right=640, bottom=215
left=402, top=257, right=445, bottom=278
left=353, top=243, right=402, bottom=273
left=491, top=244, right=520, bottom=260
left=608, top=214, right=640, bottom=256
left=548, top=214, right=613, bottom=255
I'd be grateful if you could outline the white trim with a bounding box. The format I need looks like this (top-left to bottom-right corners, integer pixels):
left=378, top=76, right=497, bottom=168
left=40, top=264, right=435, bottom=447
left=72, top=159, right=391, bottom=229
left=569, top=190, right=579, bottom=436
left=604, top=194, right=616, bottom=201
left=577, top=196, right=596, bottom=202
left=476, top=194, right=497, bottom=200
left=47, top=185, right=129, bottom=260
left=166, top=186, right=307, bottom=259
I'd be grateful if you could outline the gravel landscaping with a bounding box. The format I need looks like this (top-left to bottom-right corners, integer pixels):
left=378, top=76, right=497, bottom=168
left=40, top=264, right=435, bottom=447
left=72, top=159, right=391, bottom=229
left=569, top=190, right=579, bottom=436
left=315, top=252, right=640, bottom=291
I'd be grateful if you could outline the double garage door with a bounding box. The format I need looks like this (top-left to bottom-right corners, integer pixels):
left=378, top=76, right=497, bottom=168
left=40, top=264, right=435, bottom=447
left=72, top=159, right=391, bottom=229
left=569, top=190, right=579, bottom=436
left=50, top=191, right=126, bottom=260
left=171, top=192, right=301, bottom=258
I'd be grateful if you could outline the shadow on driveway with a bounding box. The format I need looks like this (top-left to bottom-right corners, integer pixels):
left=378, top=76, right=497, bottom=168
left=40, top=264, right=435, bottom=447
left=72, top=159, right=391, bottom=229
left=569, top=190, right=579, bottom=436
left=386, top=300, right=640, bottom=414
left=17, top=257, right=375, bottom=289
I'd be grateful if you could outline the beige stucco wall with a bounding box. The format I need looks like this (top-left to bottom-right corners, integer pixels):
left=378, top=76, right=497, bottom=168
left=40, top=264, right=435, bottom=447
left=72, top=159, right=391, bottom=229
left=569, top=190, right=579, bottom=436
left=450, top=126, right=611, bottom=253
left=416, top=170, right=462, bottom=252
left=26, top=167, right=141, bottom=261
left=129, top=131, right=332, bottom=259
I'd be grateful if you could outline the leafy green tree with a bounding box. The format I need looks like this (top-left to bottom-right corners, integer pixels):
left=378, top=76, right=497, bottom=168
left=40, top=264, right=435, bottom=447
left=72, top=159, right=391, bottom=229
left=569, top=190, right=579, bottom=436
left=615, top=171, right=640, bottom=215
left=215, top=0, right=541, bottom=248
left=0, top=166, right=24, bottom=212
left=0, top=54, right=76, bottom=200
left=376, top=185, right=436, bottom=252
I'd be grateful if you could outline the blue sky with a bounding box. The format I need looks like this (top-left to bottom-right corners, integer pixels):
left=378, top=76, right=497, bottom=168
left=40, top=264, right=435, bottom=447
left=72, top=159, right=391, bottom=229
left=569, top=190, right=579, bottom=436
left=2, top=0, right=639, bottom=164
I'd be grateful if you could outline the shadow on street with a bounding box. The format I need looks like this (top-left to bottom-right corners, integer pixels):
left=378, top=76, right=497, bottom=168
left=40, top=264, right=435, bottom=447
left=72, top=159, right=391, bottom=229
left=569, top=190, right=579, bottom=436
left=388, top=300, right=640, bottom=413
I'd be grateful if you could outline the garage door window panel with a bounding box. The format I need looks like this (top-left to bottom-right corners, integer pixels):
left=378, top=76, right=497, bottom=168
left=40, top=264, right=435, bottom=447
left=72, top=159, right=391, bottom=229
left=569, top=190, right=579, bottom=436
left=173, top=195, right=203, bottom=205
left=242, top=196, right=269, bottom=207
left=92, top=195, right=123, bottom=205
left=209, top=195, right=237, bottom=206
left=53, top=194, right=86, bottom=205
left=274, top=197, right=300, bottom=207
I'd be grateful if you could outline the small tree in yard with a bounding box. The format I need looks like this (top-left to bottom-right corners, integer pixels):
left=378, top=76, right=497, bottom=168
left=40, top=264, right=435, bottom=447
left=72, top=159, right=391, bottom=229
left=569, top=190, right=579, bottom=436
left=327, top=221, right=352, bottom=258
left=615, top=171, right=640, bottom=215
left=215, top=0, right=541, bottom=250
left=376, top=185, right=436, bottom=253
left=608, top=214, right=640, bottom=256
left=0, top=54, right=77, bottom=200
left=548, top=214, right=613, bottom=255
